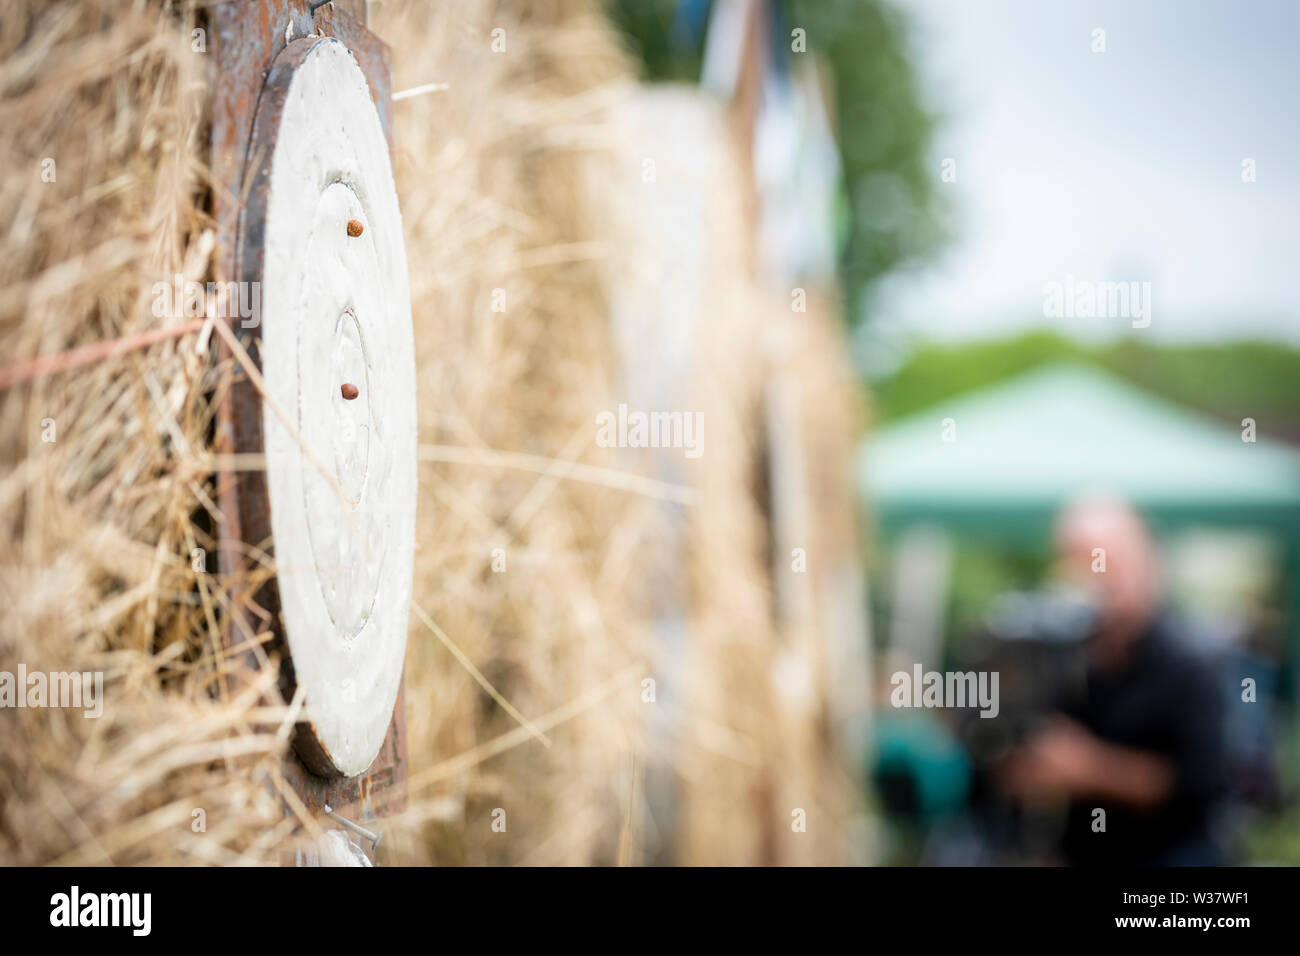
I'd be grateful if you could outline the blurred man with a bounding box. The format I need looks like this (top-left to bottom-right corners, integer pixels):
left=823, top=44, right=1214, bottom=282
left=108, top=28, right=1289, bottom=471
left=998, top=496, right=1227, bottom=865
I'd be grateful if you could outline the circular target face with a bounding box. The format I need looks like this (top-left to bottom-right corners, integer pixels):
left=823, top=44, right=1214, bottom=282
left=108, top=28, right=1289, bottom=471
left=237, top=36, right=416, bottom=778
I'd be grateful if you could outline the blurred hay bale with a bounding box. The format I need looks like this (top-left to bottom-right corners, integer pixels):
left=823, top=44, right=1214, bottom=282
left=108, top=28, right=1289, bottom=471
left=373, top=0, right=653, bottom=865
left=681, top=248, right=866, bottom=867
left=600, top=86, right=867, bottom=865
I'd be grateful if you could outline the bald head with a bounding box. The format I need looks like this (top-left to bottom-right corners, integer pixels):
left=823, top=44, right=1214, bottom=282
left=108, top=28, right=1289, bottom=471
left=1054, top=496, right=1161, bottom=649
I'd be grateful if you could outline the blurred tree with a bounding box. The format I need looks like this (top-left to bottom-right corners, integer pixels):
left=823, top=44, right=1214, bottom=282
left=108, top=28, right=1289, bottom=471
left=607, top=0, right=707, bottom=82
left=780, top=0, right=945, bottom=327
left=869, top=330, right=1300, bottom=445
left=607, top=0, right=947, bottom=328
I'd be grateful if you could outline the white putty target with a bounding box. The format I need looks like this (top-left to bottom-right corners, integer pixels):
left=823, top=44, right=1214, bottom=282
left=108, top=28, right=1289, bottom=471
left=250, top=37, right=416, bottom=778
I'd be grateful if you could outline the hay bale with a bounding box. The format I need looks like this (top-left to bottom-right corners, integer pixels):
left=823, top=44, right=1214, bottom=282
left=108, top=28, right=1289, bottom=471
left=0, top=0, right=288, bottom=865
left=600, top=86, right=867, bottom=865
left=0, top=0, right=866, bottom=866
left=365, top=0, right=651, bottom=865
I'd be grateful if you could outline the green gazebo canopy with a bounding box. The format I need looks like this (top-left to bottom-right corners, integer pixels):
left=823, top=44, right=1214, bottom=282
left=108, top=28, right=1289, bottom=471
left=861, top=362, right=1300, bottom=541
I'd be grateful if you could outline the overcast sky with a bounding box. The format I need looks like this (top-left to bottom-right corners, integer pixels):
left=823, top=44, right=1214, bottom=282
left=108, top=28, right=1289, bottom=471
left=867, top=0, right=1300, bottom=351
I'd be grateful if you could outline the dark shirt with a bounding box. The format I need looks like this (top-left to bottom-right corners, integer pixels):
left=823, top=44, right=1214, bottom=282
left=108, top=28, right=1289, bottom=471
left=1060, top=614, right=1226, bottom=866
